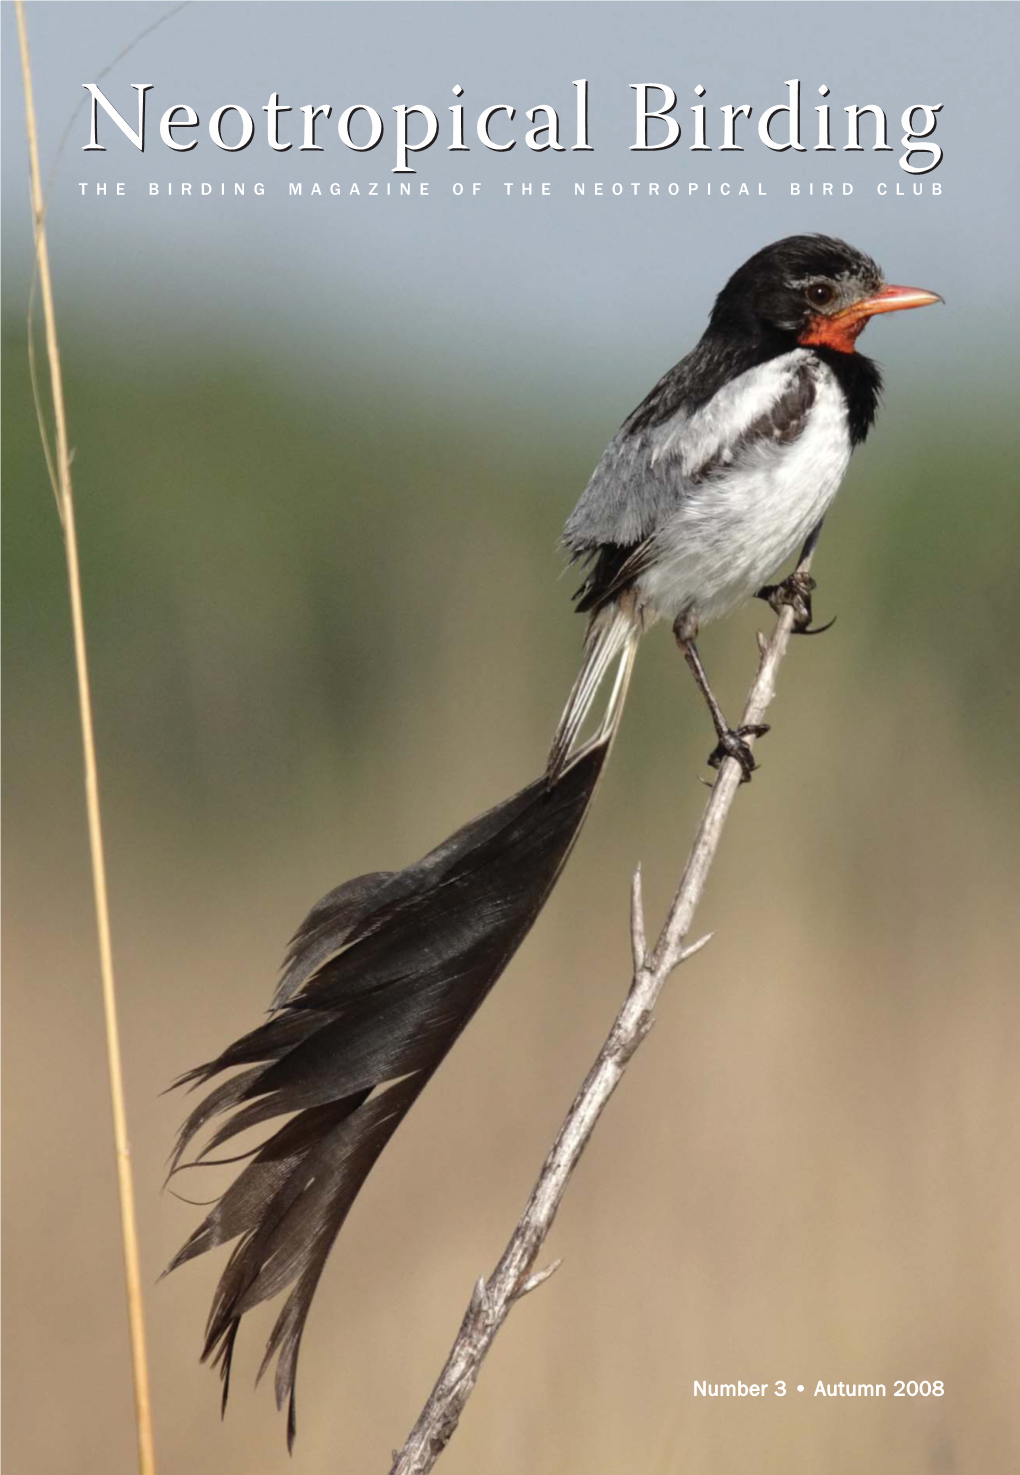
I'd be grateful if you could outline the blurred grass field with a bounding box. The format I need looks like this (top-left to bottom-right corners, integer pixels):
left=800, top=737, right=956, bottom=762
left=3, top=308, right=1019, bottom=1475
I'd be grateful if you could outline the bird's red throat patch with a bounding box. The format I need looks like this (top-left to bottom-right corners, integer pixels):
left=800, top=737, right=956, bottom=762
left=798, top=312, right=866, bottom=355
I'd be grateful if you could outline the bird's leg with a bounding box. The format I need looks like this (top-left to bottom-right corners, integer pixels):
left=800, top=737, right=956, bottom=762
left=673, top=612, right=769, bottom=783
left=756, top=520, right=835, bottom=635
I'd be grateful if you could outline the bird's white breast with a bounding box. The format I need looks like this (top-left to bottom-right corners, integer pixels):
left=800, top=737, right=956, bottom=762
left=636, top=351, right=851, bottom=626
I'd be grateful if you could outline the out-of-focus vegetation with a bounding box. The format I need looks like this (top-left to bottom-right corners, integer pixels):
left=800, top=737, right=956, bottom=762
left=3, top=313, right=1019, bottom=1475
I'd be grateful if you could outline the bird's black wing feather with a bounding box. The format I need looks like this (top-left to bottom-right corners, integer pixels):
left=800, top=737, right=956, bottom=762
left=167, top=740, right=608, bottom=1446
left=571, top=540, right=656, bottom=615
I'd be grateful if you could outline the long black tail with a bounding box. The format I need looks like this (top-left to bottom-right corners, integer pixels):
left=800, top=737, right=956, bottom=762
left=166, top=736, right=612, bottom=1446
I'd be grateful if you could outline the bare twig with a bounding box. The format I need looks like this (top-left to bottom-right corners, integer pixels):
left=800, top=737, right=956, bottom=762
left=629, top=862, right=647, bottom=972
left=389, top=554, right=814, bottom=1474
left=14, top=7, right=157, bottom=1473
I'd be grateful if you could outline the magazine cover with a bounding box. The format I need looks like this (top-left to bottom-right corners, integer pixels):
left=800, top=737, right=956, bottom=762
left=3, top=4, right=1018, bottom=1472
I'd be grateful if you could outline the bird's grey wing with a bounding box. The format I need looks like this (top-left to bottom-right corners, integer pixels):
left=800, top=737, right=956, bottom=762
left=563, top=407, right=691, bottom=557
left=565, top=352, right=818, bottom=616
left=563, top=382, right=699, bottom=615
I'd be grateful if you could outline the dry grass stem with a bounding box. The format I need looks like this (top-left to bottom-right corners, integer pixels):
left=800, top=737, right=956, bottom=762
left=14, top=6, right=158, bottom=1472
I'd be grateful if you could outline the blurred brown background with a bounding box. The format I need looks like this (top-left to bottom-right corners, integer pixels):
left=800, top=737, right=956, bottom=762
left=4, top=309, right=1019, bottom=1474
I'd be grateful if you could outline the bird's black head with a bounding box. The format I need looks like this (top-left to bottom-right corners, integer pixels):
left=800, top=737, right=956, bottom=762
left=709, top=234, right=938, bottom=354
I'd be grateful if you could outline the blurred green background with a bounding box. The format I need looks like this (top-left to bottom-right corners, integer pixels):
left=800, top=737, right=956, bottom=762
left=4, top=4, right=1020, bottom=1473
left=4, top=304, right=1019, bottom=1474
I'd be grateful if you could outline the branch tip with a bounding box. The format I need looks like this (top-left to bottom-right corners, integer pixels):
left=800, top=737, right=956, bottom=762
left=630, top=864, right=647, bottom=973
left=468, top=1277, right=488, bottom=1317
left=519, top=1258, right=563, bottom=1297
left=680, top=931, right=714, bottom=962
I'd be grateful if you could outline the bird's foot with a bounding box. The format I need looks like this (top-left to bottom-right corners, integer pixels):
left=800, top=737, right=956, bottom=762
left=756, top=572, right=834, bottom=635
left=707, top=724, right=770, bottom=783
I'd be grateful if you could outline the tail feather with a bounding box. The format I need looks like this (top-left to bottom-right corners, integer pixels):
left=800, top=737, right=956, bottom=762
left=168, top=739, right=612, bottom=1445
left=273, top=870, right=396, bottom=1009
left=547, top=605, right=639, bottom=784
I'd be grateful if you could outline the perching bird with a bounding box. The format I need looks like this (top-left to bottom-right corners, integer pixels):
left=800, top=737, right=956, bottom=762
left=167, top=235, right=939, bottom=1445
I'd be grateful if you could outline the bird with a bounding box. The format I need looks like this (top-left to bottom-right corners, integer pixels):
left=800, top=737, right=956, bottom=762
left=549, top=233, right=941, bottom=783
left=167, top=234, right=939, bottom=1446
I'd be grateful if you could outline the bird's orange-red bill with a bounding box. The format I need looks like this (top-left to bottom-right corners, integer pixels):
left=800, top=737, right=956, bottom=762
left=800, top=283, right=942, bottom=353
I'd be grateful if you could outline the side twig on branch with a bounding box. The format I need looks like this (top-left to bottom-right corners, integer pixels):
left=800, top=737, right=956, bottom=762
left=388, top=553, right=815, bottom=1475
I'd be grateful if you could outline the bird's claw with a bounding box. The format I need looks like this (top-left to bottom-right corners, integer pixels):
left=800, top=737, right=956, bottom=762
left=757, top=572, right=835, bottom=635
left=708, top=724, right=770, bottom=783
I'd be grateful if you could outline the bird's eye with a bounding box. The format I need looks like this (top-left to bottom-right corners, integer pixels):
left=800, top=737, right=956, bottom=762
left=807, top=282, right=836, bottom=308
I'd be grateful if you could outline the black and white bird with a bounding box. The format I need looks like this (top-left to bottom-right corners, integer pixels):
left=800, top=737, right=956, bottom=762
left=168, top=235, right=939, bottom=1444
left=549, top=232, right=940, bottom=781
